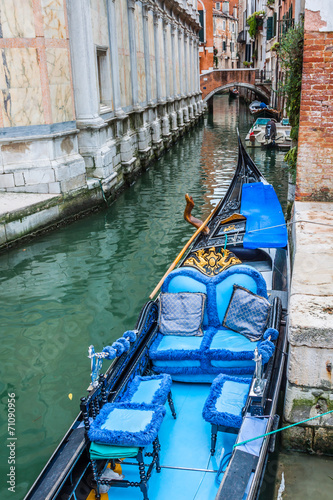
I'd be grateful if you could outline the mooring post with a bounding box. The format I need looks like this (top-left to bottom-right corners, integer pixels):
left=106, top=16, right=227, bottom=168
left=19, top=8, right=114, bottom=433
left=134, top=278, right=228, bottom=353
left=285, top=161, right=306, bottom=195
left=207, top=97, right=214, bottom=114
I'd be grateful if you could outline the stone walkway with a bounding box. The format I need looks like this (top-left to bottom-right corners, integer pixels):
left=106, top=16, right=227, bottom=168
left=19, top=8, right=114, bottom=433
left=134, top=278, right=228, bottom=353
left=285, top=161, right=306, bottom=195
left=0, top=192, right=59, bottom=216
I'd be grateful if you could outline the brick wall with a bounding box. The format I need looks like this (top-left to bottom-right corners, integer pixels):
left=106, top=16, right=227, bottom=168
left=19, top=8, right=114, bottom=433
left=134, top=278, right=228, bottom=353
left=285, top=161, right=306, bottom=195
left=296, top=9, right=333, bottom=201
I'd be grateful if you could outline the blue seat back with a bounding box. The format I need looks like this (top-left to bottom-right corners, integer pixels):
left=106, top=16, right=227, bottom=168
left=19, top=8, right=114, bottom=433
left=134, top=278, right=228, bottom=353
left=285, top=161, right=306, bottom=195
left=162, top=265, right=267, bottom=329
left=162, top=270, right=209, bottom=326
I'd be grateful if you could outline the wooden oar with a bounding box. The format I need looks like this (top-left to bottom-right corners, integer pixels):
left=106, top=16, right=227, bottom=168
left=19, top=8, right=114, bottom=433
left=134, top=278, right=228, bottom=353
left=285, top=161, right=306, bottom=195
left=149, top=198, right=220, bottom=299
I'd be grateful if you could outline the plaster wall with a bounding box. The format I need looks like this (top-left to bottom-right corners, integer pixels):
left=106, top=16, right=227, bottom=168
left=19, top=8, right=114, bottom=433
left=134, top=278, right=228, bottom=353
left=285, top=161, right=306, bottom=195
left=0, top=0, right=204, bottom=199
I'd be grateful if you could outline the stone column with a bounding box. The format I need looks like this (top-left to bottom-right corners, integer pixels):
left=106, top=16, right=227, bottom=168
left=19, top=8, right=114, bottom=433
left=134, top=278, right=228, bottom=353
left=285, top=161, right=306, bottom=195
left=142, top=3, right=152, bottom=105
left=178, top=26, right=184, bottom=97
left=107, top=0, right=125, bottom=117
left=171, top=23, right=177, bottom=98
left=184, top=31, right=189, bottom=96
left=194, top=35, right=199, bottom=94
left=127, top=0, right=140, bottom=110
left=153, top=8, right=164, bottom=103
left=67, top=0, right=103, bottom=127
left=163, top=17, right=170, bottom=100
left=189, top=33, right=193, bottom=95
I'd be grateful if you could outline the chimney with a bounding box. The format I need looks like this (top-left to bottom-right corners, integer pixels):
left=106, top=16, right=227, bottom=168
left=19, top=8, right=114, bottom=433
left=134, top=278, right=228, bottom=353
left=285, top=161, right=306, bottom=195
left=222, top=1, right=229, bottom=15
left=233, top=6, right=237, bottom=18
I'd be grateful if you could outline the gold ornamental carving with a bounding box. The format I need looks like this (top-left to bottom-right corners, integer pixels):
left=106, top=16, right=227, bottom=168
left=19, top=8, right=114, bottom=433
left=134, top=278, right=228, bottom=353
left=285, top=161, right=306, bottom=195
left=183, top=247, right=242, bottom=276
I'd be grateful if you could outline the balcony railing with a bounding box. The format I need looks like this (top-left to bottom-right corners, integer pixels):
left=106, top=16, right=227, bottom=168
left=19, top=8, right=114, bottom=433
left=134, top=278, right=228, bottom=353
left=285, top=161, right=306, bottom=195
left=237, top=30, right=246, bottom=43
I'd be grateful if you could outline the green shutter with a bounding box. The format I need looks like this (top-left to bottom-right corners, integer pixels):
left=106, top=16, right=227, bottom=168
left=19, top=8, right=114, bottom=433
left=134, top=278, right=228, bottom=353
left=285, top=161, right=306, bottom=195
left=199, top=11, right=205, bottom=43
left=273, top=13, right=277, bottom=37
left=267, top=17, right=273, bottom=41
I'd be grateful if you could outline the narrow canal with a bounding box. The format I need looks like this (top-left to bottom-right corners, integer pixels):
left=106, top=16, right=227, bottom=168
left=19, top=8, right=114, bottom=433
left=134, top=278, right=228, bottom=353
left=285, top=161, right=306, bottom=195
left=0, top=95, right=324, bottom=500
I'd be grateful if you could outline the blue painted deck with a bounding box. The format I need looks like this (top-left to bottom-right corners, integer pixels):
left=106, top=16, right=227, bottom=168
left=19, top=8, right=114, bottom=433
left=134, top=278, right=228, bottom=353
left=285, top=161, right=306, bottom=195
left=108, top=382, right=237, bottom=500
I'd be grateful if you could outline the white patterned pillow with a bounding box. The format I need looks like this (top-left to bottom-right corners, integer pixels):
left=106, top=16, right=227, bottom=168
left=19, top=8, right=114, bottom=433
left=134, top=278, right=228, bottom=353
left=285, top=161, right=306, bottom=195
left=158, top=292, right=206, bottom=336
left=223, top=285, right=270, bottom=341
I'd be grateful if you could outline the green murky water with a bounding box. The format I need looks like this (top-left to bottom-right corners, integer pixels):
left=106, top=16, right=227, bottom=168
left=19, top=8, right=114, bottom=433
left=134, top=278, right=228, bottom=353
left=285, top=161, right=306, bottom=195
left=0, top=95, right=292, bottom=499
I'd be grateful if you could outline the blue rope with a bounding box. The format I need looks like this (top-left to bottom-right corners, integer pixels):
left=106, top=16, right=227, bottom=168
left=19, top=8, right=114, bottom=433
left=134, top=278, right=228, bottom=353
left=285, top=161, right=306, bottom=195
left=98, top=179, right=108, bottom=206
left=234, top=409, right=333, bottom=449
left=215, top=451, right=232, bottom=485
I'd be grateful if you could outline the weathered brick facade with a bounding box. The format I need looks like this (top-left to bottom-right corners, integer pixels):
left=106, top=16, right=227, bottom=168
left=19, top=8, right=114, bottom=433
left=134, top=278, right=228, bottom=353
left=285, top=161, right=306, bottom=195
left=296, top=8, right=333, bottom=201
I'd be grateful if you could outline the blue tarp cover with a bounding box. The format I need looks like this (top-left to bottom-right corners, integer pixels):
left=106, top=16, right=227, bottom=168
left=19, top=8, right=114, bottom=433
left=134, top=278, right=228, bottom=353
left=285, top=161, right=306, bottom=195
left=241, top=182, right=288, bottom=249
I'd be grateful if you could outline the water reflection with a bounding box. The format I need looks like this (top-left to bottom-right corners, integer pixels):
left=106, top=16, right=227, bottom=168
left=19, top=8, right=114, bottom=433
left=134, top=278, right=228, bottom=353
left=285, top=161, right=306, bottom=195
left=0, top=95, right=289, bottom=499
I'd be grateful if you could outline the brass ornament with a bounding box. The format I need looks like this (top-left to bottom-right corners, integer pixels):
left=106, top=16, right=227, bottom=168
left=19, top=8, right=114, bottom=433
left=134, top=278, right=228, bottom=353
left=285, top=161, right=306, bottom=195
left=183, top=247, right=242, bottom=276
left=223, top=224, right=236, bottom=233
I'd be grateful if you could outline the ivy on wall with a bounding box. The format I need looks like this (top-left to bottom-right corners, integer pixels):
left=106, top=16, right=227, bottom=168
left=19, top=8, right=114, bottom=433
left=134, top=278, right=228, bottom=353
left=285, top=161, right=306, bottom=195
left=247, top=11, right=265, bottom=39
left=277, top=22, right=304, bottom=182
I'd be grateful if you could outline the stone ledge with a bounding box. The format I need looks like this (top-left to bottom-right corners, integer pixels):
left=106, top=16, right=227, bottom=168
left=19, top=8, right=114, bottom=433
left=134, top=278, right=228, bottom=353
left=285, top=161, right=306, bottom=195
left=289, top=294, right=333, bottom=347
left=284, top=382, right=333, bottom=426
left=0, top=193, right=60, bottom=222
left=288, top=344, right=333, bottom=387
left=291, top=201, right=333, bottom=297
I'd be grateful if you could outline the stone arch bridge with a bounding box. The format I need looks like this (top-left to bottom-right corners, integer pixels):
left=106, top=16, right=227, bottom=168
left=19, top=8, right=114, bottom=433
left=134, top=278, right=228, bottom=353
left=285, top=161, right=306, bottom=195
left=200, top=69, right=271, bottom=103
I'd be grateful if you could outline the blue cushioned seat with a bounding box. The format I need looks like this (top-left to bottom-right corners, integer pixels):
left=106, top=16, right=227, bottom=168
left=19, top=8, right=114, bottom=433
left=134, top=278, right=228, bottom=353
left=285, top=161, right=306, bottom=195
left=202, top=374, right=252, bottom=455
left=121, top=374, right=172, bottom=405
left=120, top=374, right=176, bottom=419
left=149, top=265, right=272, bottom=380
left=88, top=402, right=166, bottom=447
left=207, top=329, right=258, bottom=369
left=82, top=379, right=166, bottom=500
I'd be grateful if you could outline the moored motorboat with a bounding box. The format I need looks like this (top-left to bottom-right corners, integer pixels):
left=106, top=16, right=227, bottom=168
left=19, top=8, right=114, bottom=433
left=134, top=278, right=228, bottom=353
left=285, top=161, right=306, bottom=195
left=249, top=101, right=280, bottom=120
left=25, top=135, right=289, bottom=500
left=245, top=117, right=292, bottom=149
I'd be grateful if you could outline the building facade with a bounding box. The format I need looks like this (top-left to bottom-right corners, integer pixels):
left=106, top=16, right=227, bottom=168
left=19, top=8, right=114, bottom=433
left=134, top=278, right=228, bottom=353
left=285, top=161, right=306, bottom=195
left=198, top=0, right=215, bottom=73
left=213, top=1, right=238, bottom=70
left=0, top=0, right=204, bottom=197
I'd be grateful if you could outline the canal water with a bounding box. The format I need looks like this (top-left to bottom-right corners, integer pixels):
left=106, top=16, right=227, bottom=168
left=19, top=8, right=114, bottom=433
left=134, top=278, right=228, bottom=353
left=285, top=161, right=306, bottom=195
left=0, top=95, right=323, bottom=500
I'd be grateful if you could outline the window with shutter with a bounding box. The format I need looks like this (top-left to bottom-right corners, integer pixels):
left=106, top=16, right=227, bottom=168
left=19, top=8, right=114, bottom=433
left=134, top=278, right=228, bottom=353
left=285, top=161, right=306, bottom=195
left=273, top=12, right=277, bottom=37
left=199, top=10, right=205, bottom=43
left=267, top=17, right=273, bottom=41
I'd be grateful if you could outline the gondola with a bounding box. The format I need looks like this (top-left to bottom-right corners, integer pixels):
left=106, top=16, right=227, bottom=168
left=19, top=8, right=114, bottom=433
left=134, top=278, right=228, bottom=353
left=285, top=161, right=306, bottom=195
left=25, top=134, right=289, bottom=500
left=229, top=88, right=239, bottom=99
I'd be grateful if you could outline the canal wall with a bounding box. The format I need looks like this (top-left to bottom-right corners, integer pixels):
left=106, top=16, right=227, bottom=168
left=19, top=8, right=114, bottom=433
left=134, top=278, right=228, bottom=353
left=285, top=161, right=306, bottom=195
left=283, top=0, right=333, bottom=454
left=0, top=0, right=205, bottom=249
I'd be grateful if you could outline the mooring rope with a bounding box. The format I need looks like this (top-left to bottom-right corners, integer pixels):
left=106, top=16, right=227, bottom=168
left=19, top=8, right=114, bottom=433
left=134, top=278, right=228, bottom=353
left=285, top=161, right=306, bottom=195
left=247, top=219, right=333, bottom=234
left=233, top=409, right=333, bottom=449
left=98, top=179, right=108, bottom=206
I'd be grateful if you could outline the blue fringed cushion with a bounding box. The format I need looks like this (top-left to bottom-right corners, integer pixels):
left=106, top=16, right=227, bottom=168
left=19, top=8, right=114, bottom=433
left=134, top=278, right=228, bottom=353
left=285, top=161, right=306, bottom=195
left=202, top=374, right=251, bottom=428
left=223, top=285, right=270, bottom=341
left=121, top=374, right=172, bottom=405
left=88, top=402, right=166, bottom=447
left=158, top=292, right=206, bottom=336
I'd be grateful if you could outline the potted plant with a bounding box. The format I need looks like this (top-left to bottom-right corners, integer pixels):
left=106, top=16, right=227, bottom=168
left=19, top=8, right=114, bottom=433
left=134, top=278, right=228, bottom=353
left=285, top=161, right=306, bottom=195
left=247, top=10, right=265, bottom=38
left=213, top=47, right=218, bottom=68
